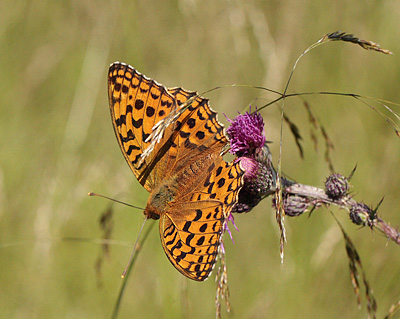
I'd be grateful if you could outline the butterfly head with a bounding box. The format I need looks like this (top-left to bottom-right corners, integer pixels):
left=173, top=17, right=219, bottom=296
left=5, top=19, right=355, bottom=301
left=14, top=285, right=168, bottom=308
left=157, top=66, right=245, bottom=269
left=144, top=180, right=178, bottom=220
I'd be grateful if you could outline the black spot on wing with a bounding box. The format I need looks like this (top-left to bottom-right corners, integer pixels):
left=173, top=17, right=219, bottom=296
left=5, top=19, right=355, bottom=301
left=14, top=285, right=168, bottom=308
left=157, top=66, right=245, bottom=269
left=120, top=129, right=135, bottom=142
left=215, top=166, right=223, bottom=176
left=146, top=106, right=155, bottom=117
left=161, top=100, right=172, bottom=108
left=212, top=221, right=219, bottom=232
left=180, top=131, right=190, bottom=138
left=197, top=109, right=206, bottom=121
left=132, top=118, right=143, bottom=129
left=217, top=178, right=226, bottom=188
left=185, top=233, right=195, bottom=246
left=203, top=175, right=211, bottom=187
left=183, top=221, right=191, bottom=232
left=193, top=210, right=202, bottom=221
left=126, top=144, right=141, bottom=155
left=143, top=133, right=150, bottom=141
left=116, top=115, right=126, bottom=126
left=131, top=154, right=141, bottom=165
left=196, top=236, right=205, bottom=245
left=207, top=182, right=215, bottom=194
left=135, top=99, right=144, bottom=110
left=187, top=118, right=196, bottom=128
left=199, top=224, right=207, bottom=232
left=166, top=231, right=178, bottom=246
left=196, top=131, right=205, bottom=140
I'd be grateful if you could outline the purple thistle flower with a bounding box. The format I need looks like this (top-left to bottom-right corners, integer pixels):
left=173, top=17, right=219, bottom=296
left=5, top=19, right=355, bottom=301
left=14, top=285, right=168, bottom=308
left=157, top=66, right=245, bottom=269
left=226, top=110, right=266, bottom=157
left=225, top=110, right=276, bottom=214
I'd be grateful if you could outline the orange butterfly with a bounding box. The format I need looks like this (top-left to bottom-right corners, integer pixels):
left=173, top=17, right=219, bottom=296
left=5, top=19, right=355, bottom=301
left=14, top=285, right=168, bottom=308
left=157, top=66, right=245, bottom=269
left=108, top=62, right=244, bottom=281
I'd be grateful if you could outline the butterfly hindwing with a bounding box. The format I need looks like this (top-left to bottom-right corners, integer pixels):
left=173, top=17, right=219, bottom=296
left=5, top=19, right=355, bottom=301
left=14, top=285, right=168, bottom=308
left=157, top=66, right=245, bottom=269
left=160, top=201, right=223, bottom=281
left=160, top=160, right=244, bottom=281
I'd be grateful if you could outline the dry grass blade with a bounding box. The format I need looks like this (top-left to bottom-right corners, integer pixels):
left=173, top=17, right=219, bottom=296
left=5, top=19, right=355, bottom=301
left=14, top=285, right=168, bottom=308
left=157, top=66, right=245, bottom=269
left=111, top=221, right=156, bottom=319
left=322, top=31, right=393, bottom=55
left=95, top=204, right=114, bottom=287
left=258, top=91, right=400, bottom=139
left=384, top=300, right=400, bottom=319
left=283, top=113, right=304, bottom=158
left=336, top=218, right=377, bottom=318
left=303, top=100, right=319, bottom=152
left=302, top=100, right=335, bottom=172
left=320, top=126, right=335, bottom=173
left=99, top=204, right=114, bottom=256
left=353, top=96, right=400, bottom=137
left=215, top=242, right=230, bottom=319
left=274, top=185, right=287, bottom=262
left=303, top=100, right=318, bottom=129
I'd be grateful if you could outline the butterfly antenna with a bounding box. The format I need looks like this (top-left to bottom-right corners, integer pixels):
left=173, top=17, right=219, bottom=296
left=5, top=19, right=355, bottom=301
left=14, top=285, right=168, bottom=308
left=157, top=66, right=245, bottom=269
left=88, top=192, right=144, bottom=210
left=121, top=216, right=148, bottom=278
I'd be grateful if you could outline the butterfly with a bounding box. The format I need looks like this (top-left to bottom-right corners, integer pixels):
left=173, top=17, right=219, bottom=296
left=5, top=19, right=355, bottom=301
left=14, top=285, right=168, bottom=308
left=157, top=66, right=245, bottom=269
left=107, top=62, right=244, bottom=281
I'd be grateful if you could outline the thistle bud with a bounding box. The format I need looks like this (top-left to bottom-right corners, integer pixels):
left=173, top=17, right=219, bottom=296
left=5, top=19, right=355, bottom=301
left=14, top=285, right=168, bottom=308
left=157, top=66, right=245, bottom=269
left=349, top=202, right=373, bottom=227
left=325, top=174, right=350, bottom=200
left=273, top=194, right=310, bottom=216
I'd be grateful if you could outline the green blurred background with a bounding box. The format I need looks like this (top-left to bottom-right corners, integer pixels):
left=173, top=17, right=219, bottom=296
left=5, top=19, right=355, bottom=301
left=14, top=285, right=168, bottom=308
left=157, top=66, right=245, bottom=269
left=1, top=1, right=400, bottom=318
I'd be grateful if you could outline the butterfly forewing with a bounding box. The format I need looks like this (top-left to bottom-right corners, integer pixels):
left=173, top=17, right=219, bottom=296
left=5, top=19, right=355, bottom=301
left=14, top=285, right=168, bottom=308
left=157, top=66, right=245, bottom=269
left=139, top=87, right=229, bottom=188
left=108, top=62, right=177, bottom=191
